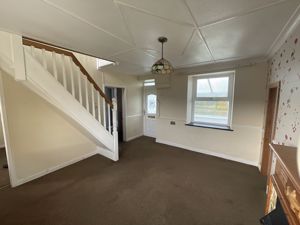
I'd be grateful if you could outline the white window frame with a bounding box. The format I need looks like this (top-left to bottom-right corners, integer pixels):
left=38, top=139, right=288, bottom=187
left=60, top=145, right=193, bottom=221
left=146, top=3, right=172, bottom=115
left=189, top=71, right=235, bottom=128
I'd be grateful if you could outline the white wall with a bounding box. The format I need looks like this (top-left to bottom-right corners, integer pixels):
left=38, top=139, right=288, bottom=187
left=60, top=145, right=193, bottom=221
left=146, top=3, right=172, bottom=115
left=156, top=62, right=268, bottom=167
left=0, top=70, right=98, bottom=186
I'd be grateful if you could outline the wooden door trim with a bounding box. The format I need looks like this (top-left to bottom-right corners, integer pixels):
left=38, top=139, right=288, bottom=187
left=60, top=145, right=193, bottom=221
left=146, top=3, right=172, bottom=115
left=260, top=81, right=280, bottom=175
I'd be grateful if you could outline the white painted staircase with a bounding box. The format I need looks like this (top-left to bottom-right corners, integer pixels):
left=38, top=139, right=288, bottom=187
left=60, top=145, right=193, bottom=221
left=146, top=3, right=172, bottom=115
left=22, top=39, right=119, bottom=161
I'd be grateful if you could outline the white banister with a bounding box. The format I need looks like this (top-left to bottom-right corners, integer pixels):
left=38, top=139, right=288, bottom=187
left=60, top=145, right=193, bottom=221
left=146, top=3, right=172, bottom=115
left=97, top=93, right=101, bottom=123
left=91, top=83, right=95, bottom=118
left=108, top=104, right=111, bottom=133
left=77, top=68, right=82, bottom=104
left=112, top=98, right=119, bottom=161
left=85, top=76, right=89, bottom=112
left=52, top=52, right=58, bottom=80
left=30, top=46, right=35, bottom=57
left=69, top=57, right=75, bottom=97
left=42, top=49, right=47, bottom=69
left=103, top=99, right=107, bottom=129
left=62, top=55, right=67, bottom=88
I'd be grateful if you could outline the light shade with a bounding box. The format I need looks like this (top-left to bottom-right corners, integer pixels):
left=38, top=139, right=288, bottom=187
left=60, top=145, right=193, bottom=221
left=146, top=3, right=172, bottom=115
left=151, top=36, right=174, bottom=75
left=151, top=58, right=174, bottom=75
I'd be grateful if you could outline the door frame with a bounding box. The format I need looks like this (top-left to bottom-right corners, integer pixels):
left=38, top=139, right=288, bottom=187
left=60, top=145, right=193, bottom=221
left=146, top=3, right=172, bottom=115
left=104, top=84, right=127, bottom=142
left=260, top=81, right=280, bottom=175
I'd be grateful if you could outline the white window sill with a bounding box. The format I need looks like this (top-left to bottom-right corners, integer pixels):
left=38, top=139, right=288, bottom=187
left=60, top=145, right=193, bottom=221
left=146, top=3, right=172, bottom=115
left=185, top=122, right=234, bottom=131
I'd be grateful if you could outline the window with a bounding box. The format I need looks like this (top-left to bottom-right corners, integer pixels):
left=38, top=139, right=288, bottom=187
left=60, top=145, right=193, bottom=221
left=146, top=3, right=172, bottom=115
left=96, top=58, right=114, bottom=69
left=187, top=71, right=235, bottom=129
left=146, top=94, right=157, bottom=114
left=144, top=79, right=155, bottom=87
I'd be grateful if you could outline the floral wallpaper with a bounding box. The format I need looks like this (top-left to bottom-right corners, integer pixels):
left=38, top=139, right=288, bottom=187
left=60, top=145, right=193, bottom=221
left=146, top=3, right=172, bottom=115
left=269, top=25, right=300, bottom=146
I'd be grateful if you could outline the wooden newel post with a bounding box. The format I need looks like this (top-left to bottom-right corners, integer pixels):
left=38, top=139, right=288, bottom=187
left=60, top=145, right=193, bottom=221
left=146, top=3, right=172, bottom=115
left=112, top=98, right=119, bottom=161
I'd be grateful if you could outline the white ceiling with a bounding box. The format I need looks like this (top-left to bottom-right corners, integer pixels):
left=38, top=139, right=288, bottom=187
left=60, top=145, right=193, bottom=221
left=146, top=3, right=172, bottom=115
left=0, top=0, right=299, bottom=75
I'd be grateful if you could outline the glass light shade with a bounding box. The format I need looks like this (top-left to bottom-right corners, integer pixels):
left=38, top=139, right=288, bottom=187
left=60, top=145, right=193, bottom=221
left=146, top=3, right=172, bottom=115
left=151, top=58, right=174, bottom=75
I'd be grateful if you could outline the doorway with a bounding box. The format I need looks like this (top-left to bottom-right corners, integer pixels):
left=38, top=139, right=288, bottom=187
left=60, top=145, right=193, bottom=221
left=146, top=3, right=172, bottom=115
left=143, top=80, right=157, bottom=138
left=0, top=113, right=9, bottom=189
left=261, top=82, right=280, bottom=176
left=105, top=86, right=125, bottom=142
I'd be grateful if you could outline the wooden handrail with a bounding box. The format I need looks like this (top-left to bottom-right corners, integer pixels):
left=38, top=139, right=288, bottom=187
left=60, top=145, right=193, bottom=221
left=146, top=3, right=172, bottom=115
left=22, top=37, right=113, bottom=107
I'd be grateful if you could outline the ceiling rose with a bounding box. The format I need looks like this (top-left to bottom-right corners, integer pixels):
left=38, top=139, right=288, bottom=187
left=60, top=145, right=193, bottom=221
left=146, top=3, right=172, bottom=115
left=151, top=37, right=174, bottom=75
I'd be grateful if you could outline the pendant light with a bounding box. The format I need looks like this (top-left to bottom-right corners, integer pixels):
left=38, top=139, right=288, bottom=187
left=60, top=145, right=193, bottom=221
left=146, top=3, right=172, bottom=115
left=151, top=37, right=174, bottom=75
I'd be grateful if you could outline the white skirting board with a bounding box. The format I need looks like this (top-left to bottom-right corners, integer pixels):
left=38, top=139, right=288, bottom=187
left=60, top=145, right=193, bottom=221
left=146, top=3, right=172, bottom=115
left=156, top=139, right=259, bottom=167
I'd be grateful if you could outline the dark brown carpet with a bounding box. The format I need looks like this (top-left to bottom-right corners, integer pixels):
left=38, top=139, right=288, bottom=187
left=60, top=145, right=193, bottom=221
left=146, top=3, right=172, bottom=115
left=0, top=136, right=266, bottom=225
left=0, top=148, right=9, bottom=188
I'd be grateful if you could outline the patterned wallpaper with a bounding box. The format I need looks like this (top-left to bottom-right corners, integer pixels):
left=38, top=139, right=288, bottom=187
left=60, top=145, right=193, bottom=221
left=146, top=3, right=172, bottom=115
left=269, top=25, right=300, bottom=146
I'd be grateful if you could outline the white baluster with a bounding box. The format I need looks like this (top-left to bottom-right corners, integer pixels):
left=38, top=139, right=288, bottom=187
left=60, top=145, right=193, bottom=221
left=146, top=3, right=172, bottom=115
left=103, top=98, right=107, bottom=129
left=108, top=104, right=111, bottom=133
left=77, top=69, right=83, bottom=105
left=97, top=93, right=101, bottom=123
left=52, top=52, right=58, bottom=80
left=69, top=57, right=75, bottom=97
left=30, top=46, right=35, bottom=57
left=42, top=49, right=47, bottom=69
left=62, top=55, right=67, bottom=88
left=91, top=83, right=95, bottom=118
left=85, top=77, right=90, bottom=112
left=112, top=98, right=119, bottom=161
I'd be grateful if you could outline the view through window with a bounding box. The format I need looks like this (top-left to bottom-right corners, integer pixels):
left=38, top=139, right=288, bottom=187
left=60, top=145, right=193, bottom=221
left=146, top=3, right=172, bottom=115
left=189, top=71, right=235, bottom=128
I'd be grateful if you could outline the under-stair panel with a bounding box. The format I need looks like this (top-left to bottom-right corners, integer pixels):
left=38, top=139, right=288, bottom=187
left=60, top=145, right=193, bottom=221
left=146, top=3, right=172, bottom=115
left=23, top=50, right=115, bottom=158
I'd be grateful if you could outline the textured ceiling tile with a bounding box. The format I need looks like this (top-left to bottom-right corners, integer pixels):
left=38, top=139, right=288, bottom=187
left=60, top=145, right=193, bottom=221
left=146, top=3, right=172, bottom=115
left=117, top=0, right=194, bottom=25
left=186, top=0, right=283, bottom=26
left=120, top=6, right=194, bottom=57
left=170, top=31, right=212, bottom=67
left=0, top=0, right=132, bottom=58
left=201, top=0, right=299, bottom=60
left=46, top=0, right=133, bottom=44
left=111, top=49, right=157, bottom=68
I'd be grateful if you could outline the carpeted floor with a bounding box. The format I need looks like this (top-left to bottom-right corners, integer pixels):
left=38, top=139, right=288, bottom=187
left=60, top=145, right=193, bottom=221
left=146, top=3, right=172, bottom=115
left=0, top=136, right=266, bottom=225
left=0, top=148, right=9, bottom=188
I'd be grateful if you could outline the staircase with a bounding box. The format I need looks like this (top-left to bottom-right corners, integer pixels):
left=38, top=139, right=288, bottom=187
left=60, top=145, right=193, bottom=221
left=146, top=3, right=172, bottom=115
left=22, top=38, right=118, bottom=161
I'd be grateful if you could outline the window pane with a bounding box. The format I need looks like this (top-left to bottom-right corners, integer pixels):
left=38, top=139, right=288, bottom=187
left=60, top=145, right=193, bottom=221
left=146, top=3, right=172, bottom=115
left=197, top=77, right=229, bottom=97
left=147, top=94, right=157, bottom=114
left=144, top=79, right=155, bottom=86
left=194, top=101, right=229, bottom=125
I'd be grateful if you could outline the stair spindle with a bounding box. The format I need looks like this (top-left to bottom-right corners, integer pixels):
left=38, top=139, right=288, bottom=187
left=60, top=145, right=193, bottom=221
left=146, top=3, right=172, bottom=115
left=62, top=55, right=67, bottom=89
left=30, top=46, right=35, bottom=57
left=108, top=104, right=111, bottom=133
left=77, top=69, right=83, bottom=105
left=103, top=98, right=107, bottom=129
left=91, top=83, right=95, bottom=118
left=69, top=57, right=75, bottom=97
left=85, top=77, right=90, bottom=112
left=42, top=49, right=47, bottom=69
left=97, top=93, right=101, bottom=123
left=52, top=52, right=58, bottom=80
